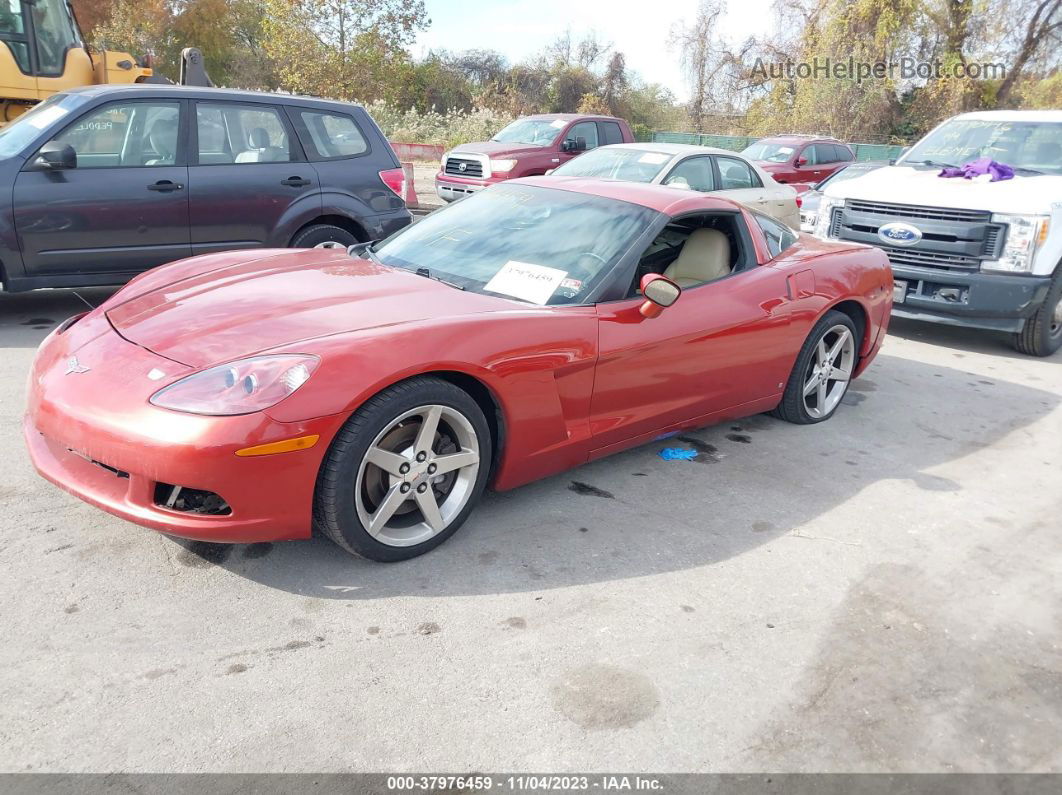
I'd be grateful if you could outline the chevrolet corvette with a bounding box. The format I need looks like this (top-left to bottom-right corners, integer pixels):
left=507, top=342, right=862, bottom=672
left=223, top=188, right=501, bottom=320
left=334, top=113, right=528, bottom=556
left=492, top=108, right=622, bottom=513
left=24, top=177, right=892, bottom=561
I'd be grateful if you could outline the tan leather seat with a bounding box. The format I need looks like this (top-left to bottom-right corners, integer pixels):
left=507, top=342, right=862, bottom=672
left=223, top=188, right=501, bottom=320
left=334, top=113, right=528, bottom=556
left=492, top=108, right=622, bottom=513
left=663, top=229, right=732, bottom=287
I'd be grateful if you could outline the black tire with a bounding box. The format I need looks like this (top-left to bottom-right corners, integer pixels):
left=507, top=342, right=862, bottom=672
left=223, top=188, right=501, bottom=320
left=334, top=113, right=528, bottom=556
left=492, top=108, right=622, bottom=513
left=290, top=224, right=359, bottom=249
left=313, top=377, right=492, bottom=562
left=1012, top=268, right=1062, bottom=357
left=771, top=309, right=859, bottom=425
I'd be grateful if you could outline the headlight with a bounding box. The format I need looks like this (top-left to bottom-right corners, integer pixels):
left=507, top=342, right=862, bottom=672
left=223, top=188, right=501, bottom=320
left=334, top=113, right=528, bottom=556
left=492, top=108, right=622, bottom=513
left=490, top=159, right=517, bottom=172
left=440, top=151, right=450, bottom=168
left=984, top=214, right=1050, bottom=273
left=150, top=354, right=319, bottom=416
left=814, top=196, right=841, bottom=238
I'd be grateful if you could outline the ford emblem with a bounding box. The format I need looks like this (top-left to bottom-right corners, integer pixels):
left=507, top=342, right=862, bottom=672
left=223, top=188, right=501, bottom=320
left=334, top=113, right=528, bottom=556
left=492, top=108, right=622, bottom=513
left=878, top=221, right=922, bottom=247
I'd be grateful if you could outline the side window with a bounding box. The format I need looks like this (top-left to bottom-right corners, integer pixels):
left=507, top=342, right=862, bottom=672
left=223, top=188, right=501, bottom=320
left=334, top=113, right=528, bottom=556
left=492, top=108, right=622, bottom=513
left=41, top=101, right=180, bottom=168
left=197, top=103, right=291, bottom=164
left=0, top=0, right=30, bottom=72
left=599, top=121, right=623, bottom=145
left=755, top=213, right=797, bottom=258
left=715, top=156, right=758, bottom=190
left=662, top=156, right=715, bottom=192
left=814, top=144, right=837, bottom=164
left=800, top=145, right=816, bottom=165
left=833, top=144, right=852, bottom=162
left=29, top=0, right=81, bottom=75
left=296, top=109, right=369, bottom=160
left=566, top=121, right=599, bottom=151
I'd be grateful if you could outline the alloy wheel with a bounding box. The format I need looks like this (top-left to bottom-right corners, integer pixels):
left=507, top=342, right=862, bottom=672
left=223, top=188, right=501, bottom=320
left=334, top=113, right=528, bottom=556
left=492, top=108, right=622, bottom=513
left=802, top=324, right=856, bottom=419
left=354, top=404, right=480, bottom=547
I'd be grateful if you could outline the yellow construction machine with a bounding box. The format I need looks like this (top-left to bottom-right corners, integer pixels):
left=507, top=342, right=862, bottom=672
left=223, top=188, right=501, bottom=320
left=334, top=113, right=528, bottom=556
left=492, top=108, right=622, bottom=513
left=0, top=0, right=210, bottom=124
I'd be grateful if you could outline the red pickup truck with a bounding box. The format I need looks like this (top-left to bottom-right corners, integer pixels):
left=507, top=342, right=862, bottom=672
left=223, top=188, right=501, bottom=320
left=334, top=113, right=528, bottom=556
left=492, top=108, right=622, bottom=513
left=435, top=113, right=635, bottom=202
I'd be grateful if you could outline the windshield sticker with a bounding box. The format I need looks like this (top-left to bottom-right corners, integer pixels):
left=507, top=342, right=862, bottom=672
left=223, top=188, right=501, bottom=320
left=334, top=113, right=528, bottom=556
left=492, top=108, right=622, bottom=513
left=26, top=105, right=68, bottom=129
left=638, top=152, right=669, bottom=164
left=551, top=119, right=567, bottom=129
left=484, top=261, right=568, bottom=305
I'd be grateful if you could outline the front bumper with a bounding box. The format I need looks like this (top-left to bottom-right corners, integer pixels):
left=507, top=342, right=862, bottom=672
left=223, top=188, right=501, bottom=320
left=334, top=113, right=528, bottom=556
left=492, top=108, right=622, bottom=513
left=435, top=173, right=505, bottom=202
left=23, top=314, right=344, bottom=543
left=891, top=265, right=1052, bottom=332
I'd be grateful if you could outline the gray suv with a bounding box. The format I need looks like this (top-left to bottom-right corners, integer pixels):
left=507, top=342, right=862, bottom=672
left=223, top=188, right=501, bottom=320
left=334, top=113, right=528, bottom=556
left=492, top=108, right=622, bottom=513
left=0, top=84, right=412, bottom=293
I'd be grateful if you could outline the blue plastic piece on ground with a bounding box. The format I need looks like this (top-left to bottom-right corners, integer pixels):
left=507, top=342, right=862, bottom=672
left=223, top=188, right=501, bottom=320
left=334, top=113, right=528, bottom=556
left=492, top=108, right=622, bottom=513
left=659, top=447, right=698, bottom=461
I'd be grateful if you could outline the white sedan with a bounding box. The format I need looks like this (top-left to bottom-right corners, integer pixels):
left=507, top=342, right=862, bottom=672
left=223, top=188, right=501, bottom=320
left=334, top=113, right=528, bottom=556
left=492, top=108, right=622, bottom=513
left=550, top=143, right=800, bottom=229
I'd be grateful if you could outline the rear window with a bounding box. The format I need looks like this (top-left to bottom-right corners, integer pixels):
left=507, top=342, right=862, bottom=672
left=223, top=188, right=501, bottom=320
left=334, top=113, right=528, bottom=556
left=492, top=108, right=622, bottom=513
left=296, top=109, right=369, bottom=160
left=600, top=121, right=624, bottom=145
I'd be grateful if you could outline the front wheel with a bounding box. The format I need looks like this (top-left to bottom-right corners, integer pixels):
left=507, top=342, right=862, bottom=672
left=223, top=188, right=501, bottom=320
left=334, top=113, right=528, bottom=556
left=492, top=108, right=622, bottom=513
left=314, top=377, right=492, bottom=561
left=1013, top=269, right=1062, bottom=357
left=290, top=224, right=358, bottom=249
left=772, top=310, right=859, bottom=424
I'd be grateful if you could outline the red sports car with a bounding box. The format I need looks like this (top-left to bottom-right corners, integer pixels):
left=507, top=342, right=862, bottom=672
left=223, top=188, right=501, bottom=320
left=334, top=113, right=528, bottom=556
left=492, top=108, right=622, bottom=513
left=24, top=178, right=892, bottom=561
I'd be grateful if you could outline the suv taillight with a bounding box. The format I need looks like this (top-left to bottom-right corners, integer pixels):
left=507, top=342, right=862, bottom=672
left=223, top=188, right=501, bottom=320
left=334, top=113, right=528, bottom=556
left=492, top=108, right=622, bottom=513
left=379, top=168, right=405, bottom=200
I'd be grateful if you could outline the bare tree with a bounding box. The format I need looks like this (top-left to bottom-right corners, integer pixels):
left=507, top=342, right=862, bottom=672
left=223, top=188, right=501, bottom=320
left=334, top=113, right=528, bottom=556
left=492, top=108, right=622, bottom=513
left=995, top=0, right=1061, bottom=105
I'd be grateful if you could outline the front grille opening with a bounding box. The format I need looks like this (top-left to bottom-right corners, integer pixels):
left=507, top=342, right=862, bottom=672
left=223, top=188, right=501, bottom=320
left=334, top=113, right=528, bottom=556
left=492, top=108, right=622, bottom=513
left=154, top=483, right=232, bottom=516
left=444, top=157, right=484, bottom=178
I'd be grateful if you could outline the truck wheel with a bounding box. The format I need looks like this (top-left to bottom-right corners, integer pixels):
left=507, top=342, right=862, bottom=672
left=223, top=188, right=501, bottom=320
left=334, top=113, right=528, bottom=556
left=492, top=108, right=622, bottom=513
left=1013, top=269, right=1062, bottom=357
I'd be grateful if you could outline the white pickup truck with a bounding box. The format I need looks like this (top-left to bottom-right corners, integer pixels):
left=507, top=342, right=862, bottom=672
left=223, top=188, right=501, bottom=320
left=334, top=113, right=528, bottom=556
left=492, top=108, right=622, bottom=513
left=814, top=110, right=1062, bottom=356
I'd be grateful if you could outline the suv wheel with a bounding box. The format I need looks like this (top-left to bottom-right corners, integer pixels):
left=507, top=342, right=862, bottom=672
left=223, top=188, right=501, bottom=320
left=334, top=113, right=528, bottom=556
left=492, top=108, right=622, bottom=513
left=291, top=224, right=358, bottom=249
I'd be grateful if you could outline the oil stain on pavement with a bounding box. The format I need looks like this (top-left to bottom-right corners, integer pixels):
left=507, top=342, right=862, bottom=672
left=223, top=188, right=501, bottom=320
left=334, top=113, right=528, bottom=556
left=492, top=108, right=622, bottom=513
left=550, top=663, right=659, bottom=730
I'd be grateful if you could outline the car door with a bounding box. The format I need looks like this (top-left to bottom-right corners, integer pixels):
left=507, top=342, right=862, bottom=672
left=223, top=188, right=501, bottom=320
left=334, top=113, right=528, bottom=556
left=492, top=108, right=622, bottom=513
left=557, top=120, right=600, bottom=166
left=660, top=155, right=716, bottom=192
left=186, top=100, right=320, bottom=255
left=12, top=98, right=191, bottom=278
left=588, top=213, right=794, bottom=456
left=711, top=155, right=774, bottom=212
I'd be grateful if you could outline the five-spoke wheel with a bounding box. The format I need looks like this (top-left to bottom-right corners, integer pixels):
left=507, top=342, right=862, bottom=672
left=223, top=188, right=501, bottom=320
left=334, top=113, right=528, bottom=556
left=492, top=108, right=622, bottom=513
left=314, top=377, right=491, bottom=561
left=773, top=309, right=860, bottom=424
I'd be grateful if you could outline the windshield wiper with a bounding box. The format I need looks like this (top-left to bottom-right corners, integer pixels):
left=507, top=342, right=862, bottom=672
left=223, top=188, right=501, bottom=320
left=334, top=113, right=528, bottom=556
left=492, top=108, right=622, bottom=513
left=1012, top=166, right=1045, bottom=176
left=916, top=159, right=959, bottom=169
left=414, top=267, right=465, bottom=290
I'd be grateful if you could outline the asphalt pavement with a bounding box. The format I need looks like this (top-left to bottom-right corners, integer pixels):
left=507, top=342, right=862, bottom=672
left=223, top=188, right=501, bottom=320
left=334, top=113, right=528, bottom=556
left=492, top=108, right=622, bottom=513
left=1, top=286, right=1059, bottom=772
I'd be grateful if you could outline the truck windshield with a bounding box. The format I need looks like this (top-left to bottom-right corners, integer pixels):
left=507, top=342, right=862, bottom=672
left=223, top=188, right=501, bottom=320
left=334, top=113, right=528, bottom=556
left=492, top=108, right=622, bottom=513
left=372, top=183, right=656, bottom=305
left=491, top=118, right=562, bottom=147
left=0, top=92, right=85, bottom=158
left=552, top=147, right=670, bottom=181
left=902, top=119, right=1062, bottom=175
left=741, top=142, right=795, bottom=162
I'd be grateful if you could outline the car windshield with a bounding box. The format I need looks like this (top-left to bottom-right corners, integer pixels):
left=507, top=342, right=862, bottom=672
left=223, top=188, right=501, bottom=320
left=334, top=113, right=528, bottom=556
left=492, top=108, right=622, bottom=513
left=0, top=92, right=85, bottom=158
left=491, top=118, right=564, bottom=147
left=901, top=119, right=1062, bottom=175
left=372, top=183, right=656, bottom=305
left=741, top=142, right=795, bottom=163
left=552, top=147, right=670, bottom=181
left=816, top=163, right=883, bottom=189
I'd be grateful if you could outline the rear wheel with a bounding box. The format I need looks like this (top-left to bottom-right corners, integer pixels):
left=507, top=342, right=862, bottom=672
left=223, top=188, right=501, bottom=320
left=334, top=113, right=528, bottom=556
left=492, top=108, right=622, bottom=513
left=290, top=224, right=358, bottom=249
left=1013, top=269, right=1062, bottom=357
left=314, top=377, right=491, bottom=561
left=772, top=310, right=858, bottom=424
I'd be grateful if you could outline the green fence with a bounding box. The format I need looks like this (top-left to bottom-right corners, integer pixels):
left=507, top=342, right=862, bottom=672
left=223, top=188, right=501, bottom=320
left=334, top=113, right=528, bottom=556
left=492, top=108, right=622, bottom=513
left=650, top=131, right=905, bottom=162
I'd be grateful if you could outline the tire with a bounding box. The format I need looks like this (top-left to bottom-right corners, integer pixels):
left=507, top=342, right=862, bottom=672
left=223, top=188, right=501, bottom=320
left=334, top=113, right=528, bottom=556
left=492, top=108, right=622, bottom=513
left=1012, top=268, right=1062, bottom=357
left=313, top=377, right=492, bottom=562
left=290, top=224, right=359, bottom=249
left=772, top=309, right=859, bottom=424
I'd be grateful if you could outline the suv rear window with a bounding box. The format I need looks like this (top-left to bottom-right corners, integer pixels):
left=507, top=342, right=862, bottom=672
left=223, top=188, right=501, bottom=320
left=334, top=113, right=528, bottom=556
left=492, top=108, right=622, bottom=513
left=296, top=109, right=368, bottom=160
left=599, top=121, right=624, bottom=145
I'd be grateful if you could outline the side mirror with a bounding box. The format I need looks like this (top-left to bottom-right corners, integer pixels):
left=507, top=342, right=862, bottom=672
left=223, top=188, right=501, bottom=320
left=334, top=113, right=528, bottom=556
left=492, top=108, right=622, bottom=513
left=33, top=142, right=77, bottom=170
left=639, top=273, right=681, bottom=318
left=795, top=157, right=808, bottom=167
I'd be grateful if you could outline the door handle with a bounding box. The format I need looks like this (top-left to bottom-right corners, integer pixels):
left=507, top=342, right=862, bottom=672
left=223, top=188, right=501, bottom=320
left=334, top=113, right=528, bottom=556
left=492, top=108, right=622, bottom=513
left=147, top=180, right=183, bottom=192
left=281, top=177, right=311, bottom=187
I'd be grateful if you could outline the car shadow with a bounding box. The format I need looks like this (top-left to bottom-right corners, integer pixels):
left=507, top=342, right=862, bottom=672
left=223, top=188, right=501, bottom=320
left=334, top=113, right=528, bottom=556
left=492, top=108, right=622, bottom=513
left=175, top=350, right=1061, bottom=599
left=887, top=316, right=1062, bottom=362
left=0, top=287, right=119, bottom=349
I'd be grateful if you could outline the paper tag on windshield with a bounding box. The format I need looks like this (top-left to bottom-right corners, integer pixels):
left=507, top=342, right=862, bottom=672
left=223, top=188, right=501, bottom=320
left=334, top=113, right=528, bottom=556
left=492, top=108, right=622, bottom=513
left=484, top=261, right=567, bottom=305
left=551, top=119, right=566, bottom=129
left=639, top=152, right=669, bottom=164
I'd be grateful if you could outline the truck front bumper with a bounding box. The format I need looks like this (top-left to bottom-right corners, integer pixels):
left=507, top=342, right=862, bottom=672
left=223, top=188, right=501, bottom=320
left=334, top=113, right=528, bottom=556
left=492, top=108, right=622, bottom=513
left=891, top=265, right=1052, bottom=333
left=435, top=173, right=507, bottom=202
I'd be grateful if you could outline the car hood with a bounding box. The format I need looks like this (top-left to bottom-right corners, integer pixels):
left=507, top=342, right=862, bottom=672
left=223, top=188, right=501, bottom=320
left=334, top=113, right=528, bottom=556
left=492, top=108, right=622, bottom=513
left=821, top=165, right=1062, bottom=215
left=451, top=141, right=553, bottom=158
left=106, top=248, right=508, bottom=368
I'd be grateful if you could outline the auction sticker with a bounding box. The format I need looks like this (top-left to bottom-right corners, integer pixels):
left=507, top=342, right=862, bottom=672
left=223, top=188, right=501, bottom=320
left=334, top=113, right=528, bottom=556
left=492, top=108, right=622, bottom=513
left=484, top=261, right=567, bottom=305
left=638, top=152, right=669, bottom=164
